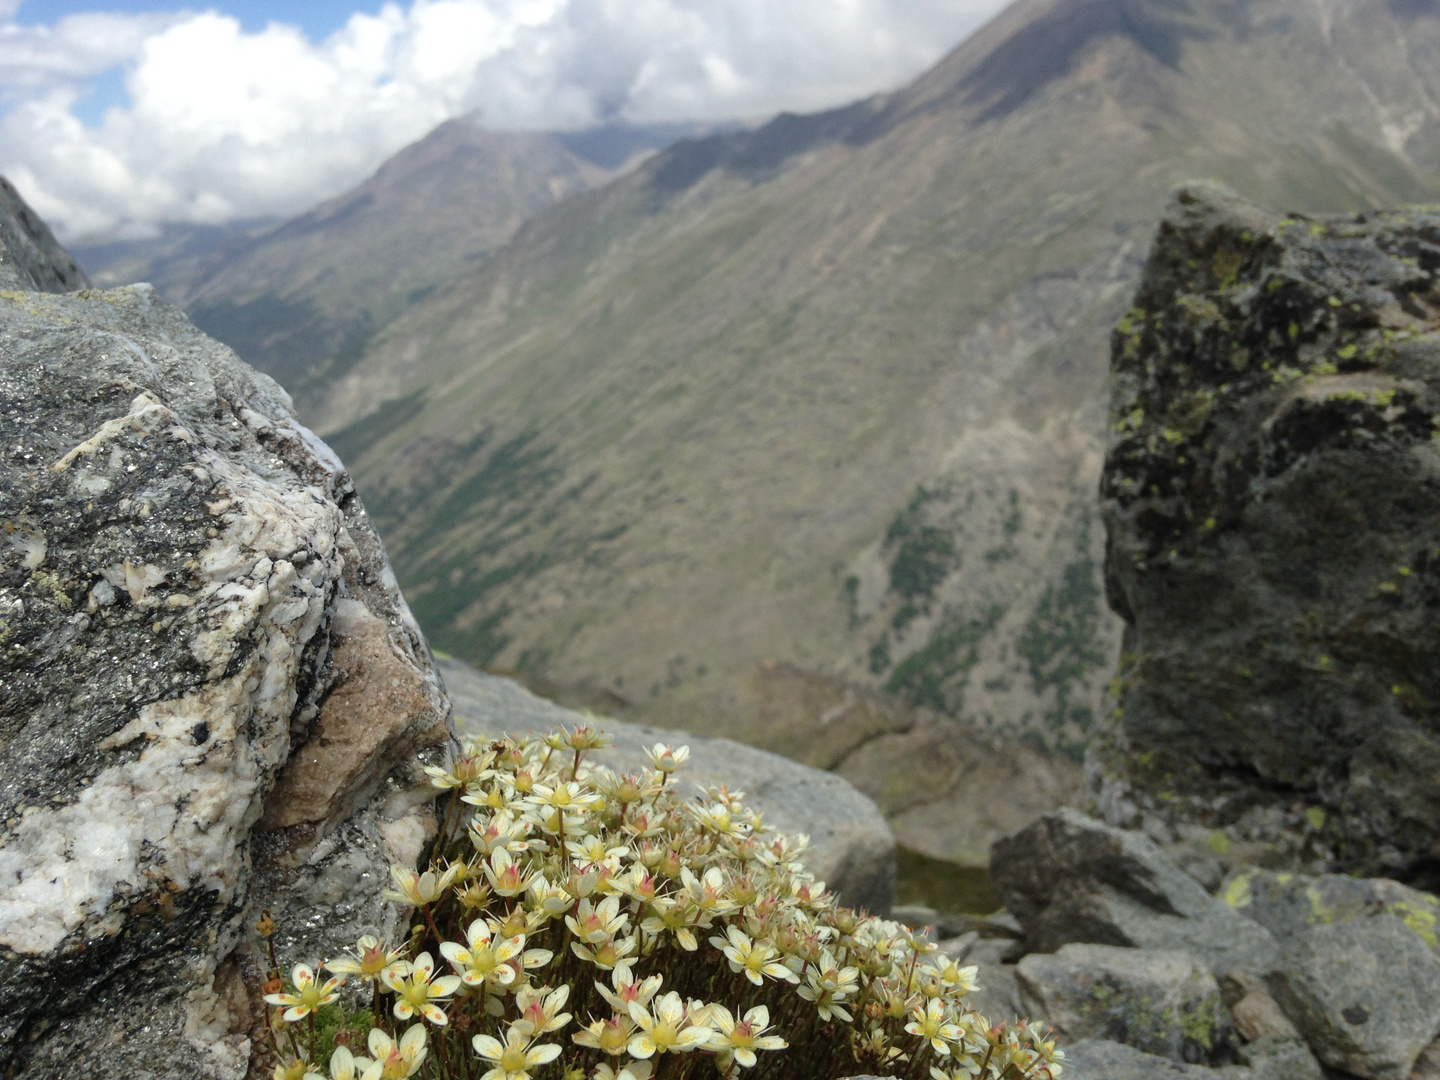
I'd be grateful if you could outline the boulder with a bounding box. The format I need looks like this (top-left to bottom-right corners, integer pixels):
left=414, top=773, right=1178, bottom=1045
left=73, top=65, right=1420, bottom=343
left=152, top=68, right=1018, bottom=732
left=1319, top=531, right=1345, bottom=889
left=1096, top=180, right=1440, bottom=881
left=1267, top=914, right=1440, bottom=1080
left=1219, top=972, right=1324, bottom=1080
left=990, top=810, right=1280, bottom=977
left=438, top=656, right=896, bottom=914
left=1060, top=1039, right=1251, bottom=1080
left=1233, top=1037, right=1322, bottom=1080
left=1218, top=868, right=1440, bottom=1077
left=1221, top=867, right=1440, bottom=954
left=1016, top=944, right=1232, bottom=1065
left=0, top=183, right=450, bottom=1078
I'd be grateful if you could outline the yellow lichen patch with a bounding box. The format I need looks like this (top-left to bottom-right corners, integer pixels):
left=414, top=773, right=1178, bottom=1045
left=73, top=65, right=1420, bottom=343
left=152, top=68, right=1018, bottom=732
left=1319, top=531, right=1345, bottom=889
left=1212, top=248, right=1243, bottom=290
left=1304, top=807, right=1325, bottom=830
left=1177, top=294, right=1223, bottom=325
left=1167, top=390, right=1216, bottom=436
left=1115, top=307, right=1147, bottom=335
left=1391, top=902, right=1438, bottom=949
left=1305, top=885, right=1336, bottom=925
left=1223, top=871, right=1254, bottom=909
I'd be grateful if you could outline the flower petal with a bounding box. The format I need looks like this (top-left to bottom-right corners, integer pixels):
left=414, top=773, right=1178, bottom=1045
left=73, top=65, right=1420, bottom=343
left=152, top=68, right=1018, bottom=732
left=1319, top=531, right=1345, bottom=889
left=527, top=1044, right=563, bottom=1066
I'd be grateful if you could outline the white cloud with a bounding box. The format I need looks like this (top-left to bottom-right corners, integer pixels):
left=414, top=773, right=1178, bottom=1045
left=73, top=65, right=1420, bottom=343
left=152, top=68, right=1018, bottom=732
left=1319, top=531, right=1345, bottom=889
left=0, top=0, right=1008, bottom=242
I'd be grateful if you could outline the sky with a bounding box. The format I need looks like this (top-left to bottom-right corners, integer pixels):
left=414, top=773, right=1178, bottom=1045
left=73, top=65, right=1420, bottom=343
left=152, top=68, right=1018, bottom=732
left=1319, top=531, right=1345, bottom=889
left=0, top=0, right=1011, bottom=243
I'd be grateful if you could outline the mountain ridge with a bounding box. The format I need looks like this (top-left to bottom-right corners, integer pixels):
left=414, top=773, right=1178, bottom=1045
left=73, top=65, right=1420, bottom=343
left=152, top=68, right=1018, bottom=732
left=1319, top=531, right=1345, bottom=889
left=301, top=0, right=1440, bottom=776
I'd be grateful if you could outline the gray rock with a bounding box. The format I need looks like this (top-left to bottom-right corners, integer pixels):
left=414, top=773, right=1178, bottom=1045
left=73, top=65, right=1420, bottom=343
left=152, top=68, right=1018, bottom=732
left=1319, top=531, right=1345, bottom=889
left=1412, top=1038, right=1440, bottom=1080
left=1061, top=1039, right=1251, bottom=1080
left=0, top=190, right=450, bottom=1079
left=1221, top=868, right=1440, bottom=956
left=438, top=656, right=896, bottom=914
left=1267, top=914, right=1440, bottom=1080
left=965, top=936, right=1020, bottom=967
left=0, top=174, right=89, bottom=292
left=1237, top=1035, right=1324, bottom=1080
left=1096, top=180, right=1440, bottom=880
left=966, top=961, right=1024, bottom=1024
left=990, top=809, right=1280, bottom=977
left=1017, top=944, right=1233, bottom=1065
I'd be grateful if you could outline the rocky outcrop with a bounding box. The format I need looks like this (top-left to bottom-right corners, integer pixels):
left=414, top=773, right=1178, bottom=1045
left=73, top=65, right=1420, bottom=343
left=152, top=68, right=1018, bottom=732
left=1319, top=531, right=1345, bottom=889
left=990, top=809, right=1440, bottom=1077
left=1096, top=181, right=1440, bottom=884
left=1016, top=944, right=1231, bottom=1066
left=990, top=809, right=1279, bottom=978
left=1058, top=1038, right=1244, bottom=1079
left=0, top=176, right=89, bottom=293
left=0, top=182, right=450, bottom=1078
left=437, top=656, right=897, bottom=914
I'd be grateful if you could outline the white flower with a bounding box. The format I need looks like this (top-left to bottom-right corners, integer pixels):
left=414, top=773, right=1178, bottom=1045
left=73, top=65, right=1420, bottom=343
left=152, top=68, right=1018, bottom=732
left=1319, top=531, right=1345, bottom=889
left=472, top=1025, right=563, bottom=1080
left=705, top=1004, right=788, bottom=1069
left=263, top=964, right=343, bottom=1022
left=364, top=1026, right=427, bottom=1079
left=383, top=951, right=462, bottom=1026
left=644, top=743, right=690, bottom=773
left=626, top=992, right=712, bottom=1058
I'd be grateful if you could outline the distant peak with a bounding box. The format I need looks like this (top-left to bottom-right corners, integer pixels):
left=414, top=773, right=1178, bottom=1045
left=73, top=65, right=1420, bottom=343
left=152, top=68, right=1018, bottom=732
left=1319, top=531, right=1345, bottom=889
left=956, top=0, right=1216, bottom=123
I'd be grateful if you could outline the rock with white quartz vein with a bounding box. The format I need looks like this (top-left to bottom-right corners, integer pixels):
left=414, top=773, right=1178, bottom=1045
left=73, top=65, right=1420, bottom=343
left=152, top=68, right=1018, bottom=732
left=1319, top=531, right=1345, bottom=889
left=0, top=184, right=451, bottom=1078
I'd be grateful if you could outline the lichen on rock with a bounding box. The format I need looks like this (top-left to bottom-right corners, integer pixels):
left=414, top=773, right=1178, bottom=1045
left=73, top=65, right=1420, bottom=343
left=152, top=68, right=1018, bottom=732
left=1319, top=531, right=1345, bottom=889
left=1095, top=180, right=1440, bottom=884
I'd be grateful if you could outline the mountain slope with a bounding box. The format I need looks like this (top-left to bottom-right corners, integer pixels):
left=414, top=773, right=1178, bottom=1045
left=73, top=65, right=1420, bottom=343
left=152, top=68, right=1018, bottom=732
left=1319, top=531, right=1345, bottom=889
left=81, top=119, right=613, bottom=407
left=315, top=0, right=1440, bottom=761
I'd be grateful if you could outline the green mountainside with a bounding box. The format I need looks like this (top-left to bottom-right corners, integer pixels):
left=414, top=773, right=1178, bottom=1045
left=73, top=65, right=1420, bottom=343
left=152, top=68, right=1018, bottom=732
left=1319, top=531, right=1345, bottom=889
left=305, top=0, right=1440, bottom=760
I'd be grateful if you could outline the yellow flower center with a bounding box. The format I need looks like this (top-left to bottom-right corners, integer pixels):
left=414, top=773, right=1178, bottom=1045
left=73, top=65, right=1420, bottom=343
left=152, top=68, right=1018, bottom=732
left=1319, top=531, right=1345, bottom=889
left=501, top=1044, right=530, bottom=1071
left=599, top=1020, right=630, bottom=1054
left=400, top=979, right=431, bottom=1010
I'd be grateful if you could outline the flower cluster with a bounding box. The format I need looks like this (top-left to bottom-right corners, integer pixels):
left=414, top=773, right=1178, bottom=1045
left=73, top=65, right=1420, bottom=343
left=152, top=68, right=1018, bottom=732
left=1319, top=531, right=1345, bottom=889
left=257, top=727, right=1061, bottom=1080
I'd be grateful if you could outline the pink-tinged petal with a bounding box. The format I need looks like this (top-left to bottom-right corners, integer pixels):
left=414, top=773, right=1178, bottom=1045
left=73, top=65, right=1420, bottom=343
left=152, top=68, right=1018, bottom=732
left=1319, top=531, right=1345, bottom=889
left=472, top=1035, right=504, bottom=1060
left=422, top=1003, right=449, bottom=1026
